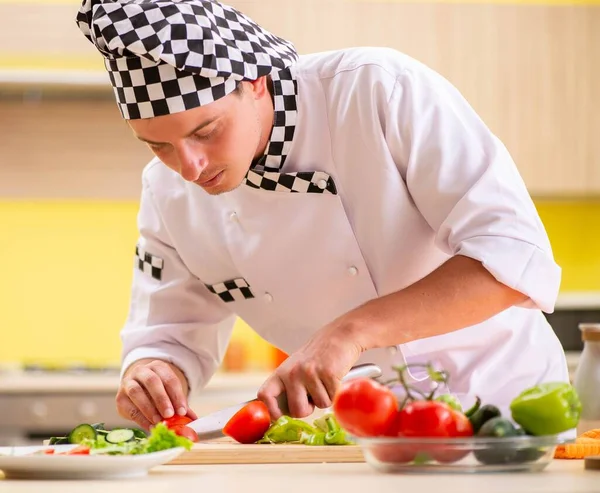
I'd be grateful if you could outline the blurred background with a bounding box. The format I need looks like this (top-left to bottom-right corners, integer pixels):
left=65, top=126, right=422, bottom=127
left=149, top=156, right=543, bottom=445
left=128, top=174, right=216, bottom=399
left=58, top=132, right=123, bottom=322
left=0, top=0, right=598, bottom=444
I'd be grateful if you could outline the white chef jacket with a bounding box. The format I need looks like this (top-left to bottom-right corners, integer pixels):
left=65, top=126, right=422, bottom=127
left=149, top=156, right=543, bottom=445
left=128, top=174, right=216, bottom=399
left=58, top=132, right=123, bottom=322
left=120, top=47, right=569, bottom=409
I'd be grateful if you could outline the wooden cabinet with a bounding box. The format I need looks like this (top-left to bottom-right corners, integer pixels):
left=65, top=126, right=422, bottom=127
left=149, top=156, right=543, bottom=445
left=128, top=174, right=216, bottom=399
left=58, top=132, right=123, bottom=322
left=0, top=99, right=151, bottom=199
left=0, top=1, right=598, bottom=198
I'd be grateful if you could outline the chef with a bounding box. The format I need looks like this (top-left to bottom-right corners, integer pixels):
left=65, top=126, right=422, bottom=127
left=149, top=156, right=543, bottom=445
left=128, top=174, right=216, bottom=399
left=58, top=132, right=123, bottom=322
left=76, top=0, right=570, bottom=431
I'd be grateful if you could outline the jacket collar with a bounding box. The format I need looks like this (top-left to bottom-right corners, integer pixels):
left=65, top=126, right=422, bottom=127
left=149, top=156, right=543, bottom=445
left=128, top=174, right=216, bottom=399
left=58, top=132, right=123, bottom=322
left=250, top=67, right=298, bottom=173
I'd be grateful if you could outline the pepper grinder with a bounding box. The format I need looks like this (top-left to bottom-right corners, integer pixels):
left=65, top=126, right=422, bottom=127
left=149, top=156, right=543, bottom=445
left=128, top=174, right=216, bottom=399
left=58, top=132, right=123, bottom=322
left=573, top=323, right=600, bottom=436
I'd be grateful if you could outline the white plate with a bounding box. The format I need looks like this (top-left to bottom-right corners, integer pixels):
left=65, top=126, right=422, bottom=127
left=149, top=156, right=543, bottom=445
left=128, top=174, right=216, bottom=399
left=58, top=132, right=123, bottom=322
left=0, top=444, right=185, bottom=480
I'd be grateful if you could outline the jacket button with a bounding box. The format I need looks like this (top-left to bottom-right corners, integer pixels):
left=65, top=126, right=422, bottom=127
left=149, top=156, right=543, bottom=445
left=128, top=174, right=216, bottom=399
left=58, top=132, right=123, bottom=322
left=264, top=293, right=273, bottom=302
left=317, top=179, right=328, bottom=190
left=229, top=212, right=238, bottom=221
left=348, top=266, right=358, bottom=276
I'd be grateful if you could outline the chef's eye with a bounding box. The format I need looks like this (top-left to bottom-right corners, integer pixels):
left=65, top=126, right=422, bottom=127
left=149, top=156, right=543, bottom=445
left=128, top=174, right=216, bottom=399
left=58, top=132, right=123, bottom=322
left=195, top=124, right=219, bottom=140
left=148, top=143, right=166, bottom=152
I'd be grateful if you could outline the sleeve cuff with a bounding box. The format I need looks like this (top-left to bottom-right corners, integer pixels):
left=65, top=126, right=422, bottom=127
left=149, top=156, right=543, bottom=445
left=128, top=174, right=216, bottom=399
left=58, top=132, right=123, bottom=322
left=456, top=235, right=562, bottom=313
left=120, top=344, right=208, bottom=396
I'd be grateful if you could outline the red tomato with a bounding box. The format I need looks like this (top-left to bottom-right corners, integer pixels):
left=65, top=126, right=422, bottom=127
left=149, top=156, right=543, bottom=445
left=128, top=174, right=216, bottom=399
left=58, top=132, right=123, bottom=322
left=397, top=401, right=473, bottom=464
left=171, top=425, right=199, bottom=443
left=332, top=378, right=398, bottom=437
left=163, top=415, right=193, bottom=429
left=397, top=400, right=472, bottom=438
left=223, top=400, right=271, bottom=444
left=43, top=449, right=55, bottom=455
left=370, top=411, right=417, bottom=464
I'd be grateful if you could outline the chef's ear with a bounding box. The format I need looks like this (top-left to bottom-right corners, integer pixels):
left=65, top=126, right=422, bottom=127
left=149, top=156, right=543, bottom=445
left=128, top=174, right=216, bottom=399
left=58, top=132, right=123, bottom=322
left=244, top=76, right=271, bottom=101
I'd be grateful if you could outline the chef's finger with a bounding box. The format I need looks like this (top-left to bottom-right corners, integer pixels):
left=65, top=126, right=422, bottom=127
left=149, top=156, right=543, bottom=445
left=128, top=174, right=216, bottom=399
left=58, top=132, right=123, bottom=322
left=320, top=369, right=341, bottom=404
left=303, top=373, right=332, bottom=409
left=116, top=392, right=153, bottom=431
left=134, top=367, right=174, bottom=419
left=123, top=377, right=162, bottom=425
left=148, top=362, right=188, bottom=417
left=257, top=376, right=286, bottom=419
left=281, top=374, right=314, bottom=418
left=186, top=408, right=198, bottom=420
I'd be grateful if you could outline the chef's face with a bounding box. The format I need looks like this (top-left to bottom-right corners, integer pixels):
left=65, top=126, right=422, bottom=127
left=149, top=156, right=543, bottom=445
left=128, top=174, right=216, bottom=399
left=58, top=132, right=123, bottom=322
left=128, top=78, right=271, bottom=195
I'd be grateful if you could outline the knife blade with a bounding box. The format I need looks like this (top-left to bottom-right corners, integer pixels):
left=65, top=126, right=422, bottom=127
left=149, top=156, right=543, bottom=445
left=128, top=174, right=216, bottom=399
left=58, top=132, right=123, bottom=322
left=186, top=363, right=382, bottom=440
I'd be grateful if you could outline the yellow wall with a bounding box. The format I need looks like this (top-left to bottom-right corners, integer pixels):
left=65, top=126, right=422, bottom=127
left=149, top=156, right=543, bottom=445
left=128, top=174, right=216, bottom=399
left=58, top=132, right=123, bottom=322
left=0, top=199, right=598, bottom=366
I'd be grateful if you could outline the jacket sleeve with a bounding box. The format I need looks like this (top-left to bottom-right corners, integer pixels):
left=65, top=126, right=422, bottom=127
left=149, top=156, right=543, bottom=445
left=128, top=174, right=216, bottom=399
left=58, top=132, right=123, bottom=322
left=384, top=66, right=561, bottom=313
left=119, top=174, right=237, bottom=395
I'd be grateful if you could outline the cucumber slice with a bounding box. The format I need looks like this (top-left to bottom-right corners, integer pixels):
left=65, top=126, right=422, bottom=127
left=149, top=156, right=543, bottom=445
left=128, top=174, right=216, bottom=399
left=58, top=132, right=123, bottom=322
left=96, top=429, right=110, bottom=436
left=91, top=422, right=106, bottom=431
left=106, top=429, right=135, bottom=444
left=68, top=424, right=97, bottom=444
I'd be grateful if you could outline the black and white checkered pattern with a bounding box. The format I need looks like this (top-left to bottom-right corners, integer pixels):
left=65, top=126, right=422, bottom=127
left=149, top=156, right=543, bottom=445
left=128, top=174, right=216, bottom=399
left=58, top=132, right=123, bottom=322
left=251, top=68, right=298, bottom=172
left=75, top=0, right=298, bottom=119
left=244, top=170, right=338, bottom=195
left=135, top=245, right=164, bottom=281
left=205, top=278, right=255, bottom=303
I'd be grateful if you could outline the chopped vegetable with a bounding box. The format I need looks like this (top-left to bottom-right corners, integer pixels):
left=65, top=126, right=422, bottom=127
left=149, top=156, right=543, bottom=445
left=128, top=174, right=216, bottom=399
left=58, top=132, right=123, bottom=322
left=162, top=415, right=193, bottom=428
left=68, top=424, right=97, bottom=444
left=258, top=416, right=316, bottom=444
left=510, top=382, right=582, bottom=435
left=141, top=422, right=194, bottom=454
left=43, top=421, right=193, bottom=456
left=106, top=429, right=135, bottom=444
left=257, top=414, right=353, bottom=446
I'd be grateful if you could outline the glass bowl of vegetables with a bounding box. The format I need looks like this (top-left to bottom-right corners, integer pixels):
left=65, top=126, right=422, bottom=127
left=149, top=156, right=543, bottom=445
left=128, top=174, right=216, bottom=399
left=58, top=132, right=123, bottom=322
left=355, top=432, right=565, bottom=474
left=333, top=363, right=580, bottom=474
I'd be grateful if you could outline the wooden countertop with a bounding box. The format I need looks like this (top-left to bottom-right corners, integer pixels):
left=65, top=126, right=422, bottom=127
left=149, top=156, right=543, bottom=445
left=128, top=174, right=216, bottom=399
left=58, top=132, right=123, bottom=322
left=0, top=460, right=596, bottom=492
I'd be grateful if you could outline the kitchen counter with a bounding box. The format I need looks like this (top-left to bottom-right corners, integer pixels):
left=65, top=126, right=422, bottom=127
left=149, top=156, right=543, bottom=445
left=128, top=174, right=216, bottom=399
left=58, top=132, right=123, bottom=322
left=0, top=460, right=597, bottom=492
left=0, top=371, right=270, bottom=395
left=0, top=350, right=583, bottom=394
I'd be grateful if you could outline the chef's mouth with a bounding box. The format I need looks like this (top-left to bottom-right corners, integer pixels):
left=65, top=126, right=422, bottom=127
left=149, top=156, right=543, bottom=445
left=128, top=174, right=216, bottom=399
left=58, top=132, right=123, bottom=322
left=195, top=170, right=224, bottom=187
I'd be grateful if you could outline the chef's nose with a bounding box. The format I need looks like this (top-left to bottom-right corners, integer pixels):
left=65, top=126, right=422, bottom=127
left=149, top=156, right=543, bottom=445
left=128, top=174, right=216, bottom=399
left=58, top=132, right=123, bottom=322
left=176, top=145, right=208, bottom=182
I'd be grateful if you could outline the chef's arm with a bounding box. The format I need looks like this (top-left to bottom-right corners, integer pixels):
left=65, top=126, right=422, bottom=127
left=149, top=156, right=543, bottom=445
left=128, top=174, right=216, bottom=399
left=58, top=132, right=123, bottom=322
left=383, top=66, right=561, bottom=315
left=346, top=254, right=528, bottom=351
left=116, top=175, right=237, bottom=429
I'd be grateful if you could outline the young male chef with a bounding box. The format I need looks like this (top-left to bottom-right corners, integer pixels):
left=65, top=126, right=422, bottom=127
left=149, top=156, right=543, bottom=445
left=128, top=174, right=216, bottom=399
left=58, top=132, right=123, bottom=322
left=76, top=0, right=569, bottom=431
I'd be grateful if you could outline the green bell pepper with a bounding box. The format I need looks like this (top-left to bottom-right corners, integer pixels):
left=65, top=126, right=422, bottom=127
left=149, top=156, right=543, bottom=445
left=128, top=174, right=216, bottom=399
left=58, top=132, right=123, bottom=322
left=313, top=414, right=353, bottom=445
left=510, top=382, right=582, bottom=436
left=257, top=416, right=317, bottom=444
left=257, top=414, right=353, bottom=446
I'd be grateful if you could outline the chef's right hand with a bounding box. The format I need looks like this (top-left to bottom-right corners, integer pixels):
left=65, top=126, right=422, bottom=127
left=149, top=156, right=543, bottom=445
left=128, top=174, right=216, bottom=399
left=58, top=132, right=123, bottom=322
left=116, top=358, right=197, bottom=430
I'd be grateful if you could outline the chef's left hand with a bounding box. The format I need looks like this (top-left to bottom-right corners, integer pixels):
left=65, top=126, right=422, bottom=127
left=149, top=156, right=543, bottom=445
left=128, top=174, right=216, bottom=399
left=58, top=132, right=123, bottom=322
left=257, top=316, right=365, bottom=419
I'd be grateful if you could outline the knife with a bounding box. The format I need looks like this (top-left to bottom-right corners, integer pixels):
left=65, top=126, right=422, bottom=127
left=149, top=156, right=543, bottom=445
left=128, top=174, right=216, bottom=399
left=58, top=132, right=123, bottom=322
left=186, top=363, right=382, bottom=440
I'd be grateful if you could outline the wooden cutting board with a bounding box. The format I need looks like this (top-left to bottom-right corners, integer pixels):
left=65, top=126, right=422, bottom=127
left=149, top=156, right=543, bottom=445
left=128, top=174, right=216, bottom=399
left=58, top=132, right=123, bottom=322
left=167, top=439, right=366, bottom=465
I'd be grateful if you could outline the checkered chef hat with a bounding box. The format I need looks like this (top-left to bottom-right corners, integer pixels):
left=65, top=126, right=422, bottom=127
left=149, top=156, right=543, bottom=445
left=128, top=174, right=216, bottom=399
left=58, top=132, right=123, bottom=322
left=75, top=0, right=299, bottom=119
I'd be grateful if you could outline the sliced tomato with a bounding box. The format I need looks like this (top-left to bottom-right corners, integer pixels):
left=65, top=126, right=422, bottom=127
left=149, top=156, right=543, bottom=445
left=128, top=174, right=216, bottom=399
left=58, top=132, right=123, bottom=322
left=162, top=415, right=193, bottom=429
left=223, top=400, right=271, bottom=444
left=332, top=378, right=398, bottom=437
left=43, top=448, right=55, bottom=455
left=59, top=445, right=91, bottom=455
left=171, top=425, right=199, bottom=443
